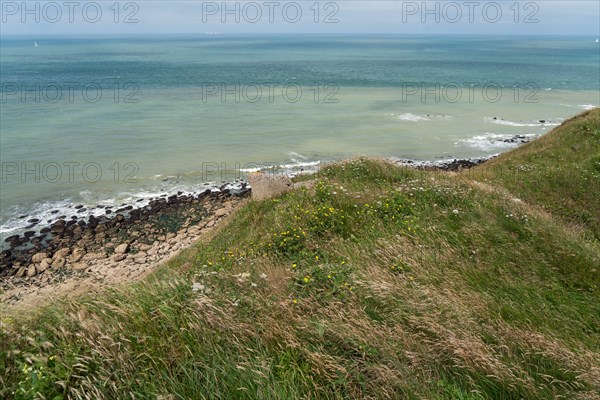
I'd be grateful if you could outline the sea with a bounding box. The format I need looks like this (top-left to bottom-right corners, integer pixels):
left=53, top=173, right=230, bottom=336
left=1, top=34, right=599, bottom=242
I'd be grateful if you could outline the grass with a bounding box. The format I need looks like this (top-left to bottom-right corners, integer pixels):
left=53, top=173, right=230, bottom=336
left=1, top=109, right=599, bottom=399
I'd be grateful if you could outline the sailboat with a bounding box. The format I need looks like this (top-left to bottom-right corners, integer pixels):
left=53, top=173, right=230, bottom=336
left=34, top=41, right=38, bottom=47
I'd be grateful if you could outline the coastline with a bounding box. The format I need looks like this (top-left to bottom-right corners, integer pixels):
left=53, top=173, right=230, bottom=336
left=0, top=131, right=545, bottom=306
left=0, top=188, right=250, bottom=305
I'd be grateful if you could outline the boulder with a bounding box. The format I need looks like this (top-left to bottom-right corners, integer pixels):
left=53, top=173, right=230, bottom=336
left=70, top=249, right=85, bottom=262
left=53, top=248, right=71, bottom=259
left=32, top=252, right=48, bottom=263
left=52, top=257, right=66, bottom=269
left=114, top=243, right=129, bottom=254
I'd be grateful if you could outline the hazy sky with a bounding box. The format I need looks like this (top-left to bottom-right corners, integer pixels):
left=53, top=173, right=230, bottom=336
left=1, top=1, right=599, bottom=35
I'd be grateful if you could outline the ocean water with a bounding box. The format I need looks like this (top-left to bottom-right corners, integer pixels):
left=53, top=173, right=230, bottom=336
left=1, top=35, right=599, bottom=241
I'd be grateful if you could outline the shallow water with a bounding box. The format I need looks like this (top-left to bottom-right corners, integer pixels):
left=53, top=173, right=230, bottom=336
left=1, top=35, right=599, bottom=240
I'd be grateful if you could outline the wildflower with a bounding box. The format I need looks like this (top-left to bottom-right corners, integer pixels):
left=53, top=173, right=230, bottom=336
left=259, top=273, right=267, bottom=279
left=293, top=299, right=298, bottom=304
left=292, top=263, right=297, bottom=269
left=452, top=209, right=459, bottom=214
left=251, top=282, right=258, bottom=288
left=192, top=282, right=205, bottom=292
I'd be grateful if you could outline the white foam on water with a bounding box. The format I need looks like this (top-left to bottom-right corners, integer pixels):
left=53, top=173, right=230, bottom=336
left=288, top=151, right=308, bottom=161
left=396, top=113, right=453, bottom=122
left=0, top=179, right=250, bottom=244
left=484, top=117, right=560, bottom=127
left=397, top=113, right=431, bottom=122
left=457, top=132, right=537, bottom=151
left=578, top=104, right=598, bottom=110
left=240, top=152, right=321, bottom=176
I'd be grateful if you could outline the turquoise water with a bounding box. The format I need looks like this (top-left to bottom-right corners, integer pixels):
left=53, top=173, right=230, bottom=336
left=1, top=35, right=599, bottom=239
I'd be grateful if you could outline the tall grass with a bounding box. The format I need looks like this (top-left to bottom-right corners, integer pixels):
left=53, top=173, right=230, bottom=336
left=1, top=110, right=599, bottom=399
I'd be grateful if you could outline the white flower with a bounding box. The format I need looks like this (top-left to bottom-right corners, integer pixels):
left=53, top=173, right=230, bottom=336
left=259, top=273, right=267, bottom=279
left=192, top=282, right=205, bottom=292
left=452, top=209, right=459, bottom=214
left=251, top=282, right=258, bottom=288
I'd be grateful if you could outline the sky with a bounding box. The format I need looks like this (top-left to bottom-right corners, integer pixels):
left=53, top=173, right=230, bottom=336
left=1, top=1, right=599, bottom=36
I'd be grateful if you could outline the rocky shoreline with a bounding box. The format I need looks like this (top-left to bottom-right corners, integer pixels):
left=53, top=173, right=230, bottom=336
left=0, top=148, right=514, bottom=306
left=392, top=156, right=493, bottom=171
left=1, top=186, right=251, bottom=305
left=390, top=134, right=536, bottom=171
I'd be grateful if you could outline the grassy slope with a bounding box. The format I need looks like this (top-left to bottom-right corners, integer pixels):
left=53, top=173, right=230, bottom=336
left=470, top=108, right=600, bottom=240
left=1, top=110, right=599, bottom=400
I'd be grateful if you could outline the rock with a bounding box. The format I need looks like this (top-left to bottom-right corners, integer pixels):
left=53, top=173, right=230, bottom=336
left=16, top=267, right=26, bottom=278
left=5, top=234, right=20, bottom=243
left=135, top=256, right=147, bottom=264
left=139, top=243, right=152, bottom=252
left=36, top=263, right=47, bottom=273
left=40, top=258, right=52, bottom=270
left=32, top=252, right=48, bottom=263
left=27, top=265, right=37, bottom=277
left=115, top=243, right=129, bottom=254
left=72, top=262, right=88, bottom=270
left=70, top=249, right=85, bottom=262
left=52, top=257, right=66, bottom=269
left=82, top=252, right=105, bottom=262
left=113, top=254, right=127, bottom=262
left=53, top=248, right=71, bottom=259
left=215, top=208, right=227, bottom=218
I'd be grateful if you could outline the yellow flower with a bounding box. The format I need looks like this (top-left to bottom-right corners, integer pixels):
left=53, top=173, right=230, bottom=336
left=293, top=299, right=298, bottom=304
left=292, top=263, right=297, bottom=268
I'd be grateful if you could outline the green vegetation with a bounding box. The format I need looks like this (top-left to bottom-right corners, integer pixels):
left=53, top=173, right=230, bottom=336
left=470, top=109, right=600, bottom=240
left=1, top=109, right=599, bottom=399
